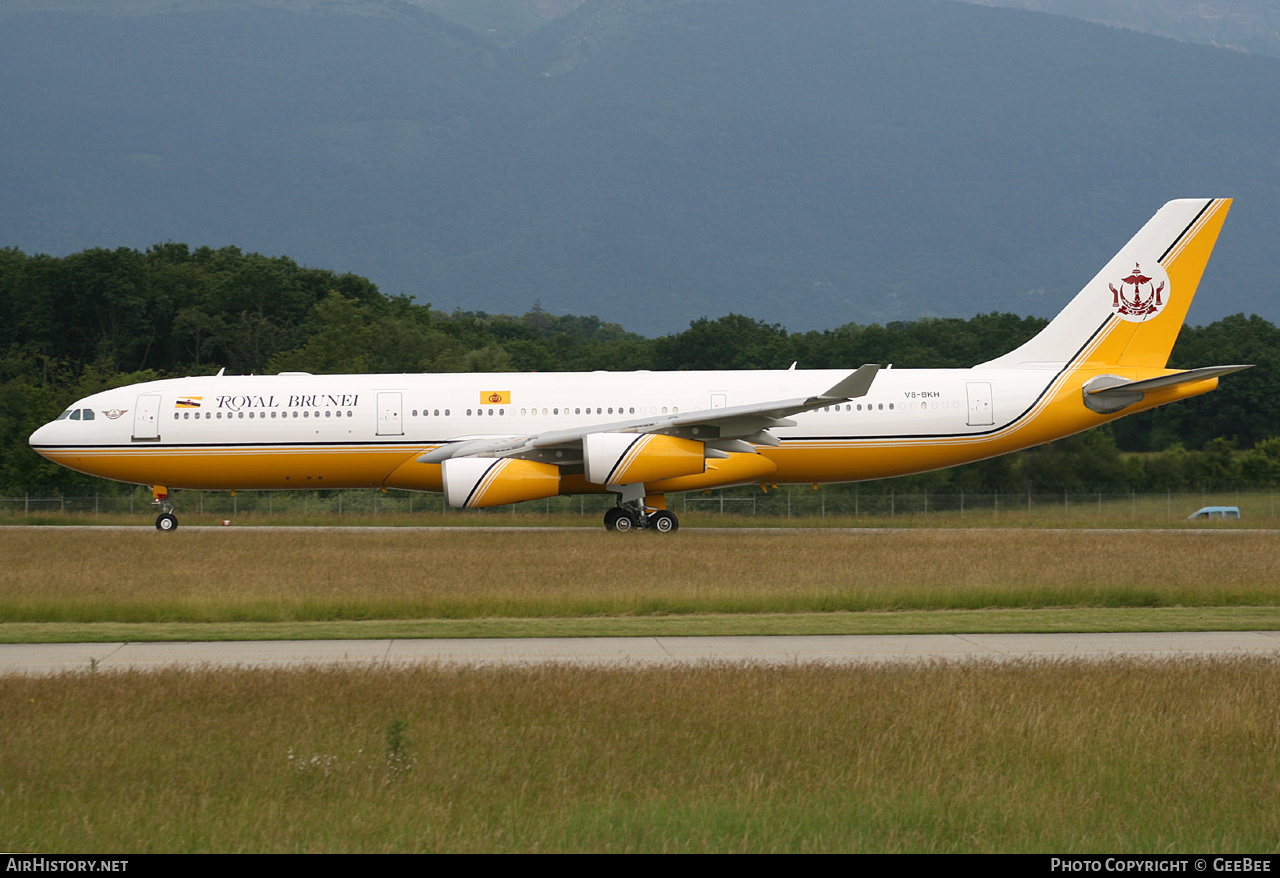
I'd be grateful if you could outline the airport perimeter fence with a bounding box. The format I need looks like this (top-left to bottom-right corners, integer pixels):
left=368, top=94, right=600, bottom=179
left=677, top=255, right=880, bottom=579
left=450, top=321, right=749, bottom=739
left=2, top=485, right=1277, bottom=524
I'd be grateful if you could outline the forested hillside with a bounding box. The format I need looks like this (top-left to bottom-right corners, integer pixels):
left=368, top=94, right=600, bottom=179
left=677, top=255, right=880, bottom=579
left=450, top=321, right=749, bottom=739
left=4, top=244, right=1279, bottom=492
left=3, top=0, right=1278, bottom=334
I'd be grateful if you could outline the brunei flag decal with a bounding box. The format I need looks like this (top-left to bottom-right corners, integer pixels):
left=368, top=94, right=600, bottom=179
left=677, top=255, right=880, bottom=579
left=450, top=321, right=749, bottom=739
left=480, top=391, right=510, bottom=405
left=175, top=397, right=203, bottom=409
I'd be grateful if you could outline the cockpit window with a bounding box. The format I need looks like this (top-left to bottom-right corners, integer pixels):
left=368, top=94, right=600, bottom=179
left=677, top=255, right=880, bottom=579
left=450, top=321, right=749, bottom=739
left=56, top=410, right=73, bottom=420
left=81, top=409, right=95, bottom=420
left=69, top=410, right=81, bottom=421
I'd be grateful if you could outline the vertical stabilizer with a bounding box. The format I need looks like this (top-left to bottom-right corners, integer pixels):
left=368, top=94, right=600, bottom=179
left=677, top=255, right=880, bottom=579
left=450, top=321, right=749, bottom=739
left=978, top=198, right=1231, bottom=371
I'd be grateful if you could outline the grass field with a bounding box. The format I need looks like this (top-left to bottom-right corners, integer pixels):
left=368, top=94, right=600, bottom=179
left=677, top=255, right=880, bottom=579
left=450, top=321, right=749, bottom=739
left=3, top=528, right=1279, bottom=640
left=4, top=658, right=1279, bottom=852
left=5, top=526, right=1279, bottom=852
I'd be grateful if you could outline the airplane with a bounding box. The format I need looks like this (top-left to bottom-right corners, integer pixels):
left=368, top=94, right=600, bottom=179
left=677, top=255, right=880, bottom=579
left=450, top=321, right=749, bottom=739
left=29, top=198, right=1249, bottom=533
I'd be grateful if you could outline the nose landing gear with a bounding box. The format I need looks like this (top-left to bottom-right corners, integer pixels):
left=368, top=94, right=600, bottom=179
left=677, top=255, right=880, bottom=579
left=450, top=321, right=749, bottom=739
left=152, top=486, right=178, bottom=531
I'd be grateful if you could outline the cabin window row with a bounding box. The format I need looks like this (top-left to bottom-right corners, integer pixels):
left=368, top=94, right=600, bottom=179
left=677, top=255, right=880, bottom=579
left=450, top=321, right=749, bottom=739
left=818, top=400, right=958, bottom=413
left=409, top=406, right=679, bottom=417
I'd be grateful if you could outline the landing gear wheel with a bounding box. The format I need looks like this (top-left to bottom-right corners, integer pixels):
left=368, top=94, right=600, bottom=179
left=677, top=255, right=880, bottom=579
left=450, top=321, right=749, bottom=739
left=604, top=508, right=630, bottom=532
left=155, top=512, right=178, bottom=532
left=611, top=510, right=637, bottom=533
left=648, top=511, right=678, bottom=533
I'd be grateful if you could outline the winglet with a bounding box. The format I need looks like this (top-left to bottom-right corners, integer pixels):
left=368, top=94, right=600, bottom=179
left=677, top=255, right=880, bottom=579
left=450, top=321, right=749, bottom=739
left=813, top=364, right=879, bottom=402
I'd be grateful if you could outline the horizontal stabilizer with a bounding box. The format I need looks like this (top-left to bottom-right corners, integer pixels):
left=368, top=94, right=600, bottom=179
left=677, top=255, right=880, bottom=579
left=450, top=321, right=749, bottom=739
left=1083, top=365, right=1251, bottom=414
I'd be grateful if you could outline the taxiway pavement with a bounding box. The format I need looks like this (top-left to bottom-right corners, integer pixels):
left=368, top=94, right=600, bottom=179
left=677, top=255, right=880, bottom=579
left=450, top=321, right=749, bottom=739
left=3, top=631, right=1280, bottom=675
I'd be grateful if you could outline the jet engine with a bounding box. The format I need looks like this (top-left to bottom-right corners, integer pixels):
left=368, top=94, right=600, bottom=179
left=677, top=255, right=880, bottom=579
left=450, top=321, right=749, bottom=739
left=442, top=457, right=561, bottom=508
left=583, top=432, right=706, bottom=485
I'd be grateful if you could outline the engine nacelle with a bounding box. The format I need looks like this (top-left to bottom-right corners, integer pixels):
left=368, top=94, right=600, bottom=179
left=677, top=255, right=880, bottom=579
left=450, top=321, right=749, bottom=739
left=442, top=457, right=561, bottom=508
left=583, top=432, right=706, bottom=485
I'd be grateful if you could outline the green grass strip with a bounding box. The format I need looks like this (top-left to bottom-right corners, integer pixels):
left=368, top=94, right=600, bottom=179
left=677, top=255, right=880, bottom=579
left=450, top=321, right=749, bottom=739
left=4, top=606, right=1279, bottom=643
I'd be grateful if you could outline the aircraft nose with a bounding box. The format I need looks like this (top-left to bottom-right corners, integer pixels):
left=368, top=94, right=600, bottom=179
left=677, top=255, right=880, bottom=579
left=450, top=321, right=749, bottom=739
left=28, top=419, right=60, bottom=453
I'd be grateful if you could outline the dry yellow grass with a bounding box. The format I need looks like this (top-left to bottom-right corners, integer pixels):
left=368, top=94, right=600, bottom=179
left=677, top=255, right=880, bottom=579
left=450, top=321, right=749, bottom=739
left=2, top=528, right=1279, bottom=623
left=3, top=658, right=1278, bottom=852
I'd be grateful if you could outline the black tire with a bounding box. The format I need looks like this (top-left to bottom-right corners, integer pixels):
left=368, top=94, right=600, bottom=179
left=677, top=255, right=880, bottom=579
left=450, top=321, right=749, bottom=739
left=612, top=511, right=636, bottom=533
left=604, top=508, right=626, bottom=532
left=649, top=511, right=678, bottom=533
left=156, top=513, right=178, bottom=532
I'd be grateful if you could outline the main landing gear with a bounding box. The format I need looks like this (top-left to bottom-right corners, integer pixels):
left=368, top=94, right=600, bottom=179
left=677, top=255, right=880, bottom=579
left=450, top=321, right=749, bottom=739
left=152, top=486, right=178, bottom=531
left=603, top=499, right=679, bottom=533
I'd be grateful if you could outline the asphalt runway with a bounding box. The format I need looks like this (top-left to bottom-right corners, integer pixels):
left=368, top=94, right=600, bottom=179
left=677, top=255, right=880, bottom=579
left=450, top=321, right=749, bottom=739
left=3, top=631, right=1280, bottom=676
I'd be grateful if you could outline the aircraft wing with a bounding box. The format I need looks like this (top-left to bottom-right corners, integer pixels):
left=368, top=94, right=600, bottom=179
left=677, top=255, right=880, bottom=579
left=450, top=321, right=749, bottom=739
left=416, top=364, right=880, bottom=464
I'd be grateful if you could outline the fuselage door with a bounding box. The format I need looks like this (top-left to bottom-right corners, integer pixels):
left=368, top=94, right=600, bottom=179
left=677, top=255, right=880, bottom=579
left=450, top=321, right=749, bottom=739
left=132, top=394, right=161, bottom=441
left=966, top=382, right=994, bottom=426
left=377, top=392, right=403, bottom=436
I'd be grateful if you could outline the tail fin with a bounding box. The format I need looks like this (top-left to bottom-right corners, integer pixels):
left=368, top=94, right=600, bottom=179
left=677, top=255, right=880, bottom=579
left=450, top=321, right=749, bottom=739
left=978, top=198, right=1231, bottom=371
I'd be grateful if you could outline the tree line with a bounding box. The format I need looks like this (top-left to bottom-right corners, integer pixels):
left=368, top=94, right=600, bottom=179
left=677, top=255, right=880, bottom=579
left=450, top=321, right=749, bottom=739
left=3, top=243, right=1278, bottom=491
